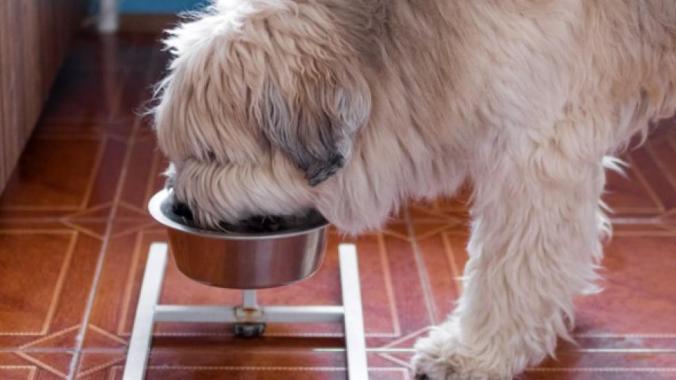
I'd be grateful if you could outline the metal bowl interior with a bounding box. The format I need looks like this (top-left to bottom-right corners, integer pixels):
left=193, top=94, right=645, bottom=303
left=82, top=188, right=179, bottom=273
left=149, top=189, right=328, bottom=240
left=147, top=189, right=330, bottom=289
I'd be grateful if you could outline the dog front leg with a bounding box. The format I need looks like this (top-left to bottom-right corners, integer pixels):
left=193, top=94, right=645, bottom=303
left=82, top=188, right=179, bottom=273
left=413, top=150, right=607, bottom=379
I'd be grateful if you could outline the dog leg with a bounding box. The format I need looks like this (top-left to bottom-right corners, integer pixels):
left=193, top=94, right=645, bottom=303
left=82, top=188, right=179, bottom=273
left=413, top=147, right=607, bottom=379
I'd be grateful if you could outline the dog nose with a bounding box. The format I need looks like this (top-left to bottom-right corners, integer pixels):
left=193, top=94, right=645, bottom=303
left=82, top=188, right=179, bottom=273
left=414, top=374, right=429, bottom=380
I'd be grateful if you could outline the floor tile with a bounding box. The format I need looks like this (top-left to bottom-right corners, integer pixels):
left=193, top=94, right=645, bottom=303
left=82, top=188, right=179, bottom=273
left=76, top=348, right=411, bottom=380
left=116, top=134, right=167, bottom=215
left=575, top=236, right=676, bottom=337
left=605, top=160, right=666, bottom=216
left=0, top=227, right=102, bottom=349
left=523, top=350, right=676, bottom=380
left=0, top=352, right=73, bottom=380
left=0, top=136, right=126, bottom=220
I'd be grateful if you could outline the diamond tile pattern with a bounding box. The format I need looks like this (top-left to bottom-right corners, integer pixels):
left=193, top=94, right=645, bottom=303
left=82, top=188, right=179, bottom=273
left=0, top=32, right=675, bottom=379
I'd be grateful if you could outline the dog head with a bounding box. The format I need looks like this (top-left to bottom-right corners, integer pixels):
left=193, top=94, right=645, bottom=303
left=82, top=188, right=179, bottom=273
left=153, top=0, right=376, bottom=232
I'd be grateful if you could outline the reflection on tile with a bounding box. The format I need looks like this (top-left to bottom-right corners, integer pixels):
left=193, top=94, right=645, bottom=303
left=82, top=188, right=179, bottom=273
left=0, top=137, right=126, bottom=220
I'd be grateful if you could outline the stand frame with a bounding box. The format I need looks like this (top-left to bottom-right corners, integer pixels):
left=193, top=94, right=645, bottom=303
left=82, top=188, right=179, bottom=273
left=122, top=242, right=368, bottom=379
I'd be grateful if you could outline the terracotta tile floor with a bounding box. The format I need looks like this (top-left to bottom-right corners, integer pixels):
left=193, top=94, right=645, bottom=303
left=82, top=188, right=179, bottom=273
left=1, top=32, right=676, bottom=380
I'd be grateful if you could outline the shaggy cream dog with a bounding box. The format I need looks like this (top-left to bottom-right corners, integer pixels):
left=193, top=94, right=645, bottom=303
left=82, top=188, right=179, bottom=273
left=153, top=1, right=676, bottom=379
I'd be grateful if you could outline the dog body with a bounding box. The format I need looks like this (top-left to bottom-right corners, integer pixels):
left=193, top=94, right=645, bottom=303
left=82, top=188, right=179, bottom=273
left=154, top=1, right=676, bottom=378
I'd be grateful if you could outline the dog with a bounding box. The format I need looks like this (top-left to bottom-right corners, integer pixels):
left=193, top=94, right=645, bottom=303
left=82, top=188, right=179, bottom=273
left=152, top=1, right=676, bottom=378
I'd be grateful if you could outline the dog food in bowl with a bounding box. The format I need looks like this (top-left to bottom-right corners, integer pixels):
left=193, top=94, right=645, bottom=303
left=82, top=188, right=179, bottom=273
left=166, top=197, right=327, bottom=235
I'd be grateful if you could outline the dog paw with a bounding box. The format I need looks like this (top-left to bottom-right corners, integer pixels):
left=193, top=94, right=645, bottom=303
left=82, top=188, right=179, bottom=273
left=412, top=322, right=509, bottom=380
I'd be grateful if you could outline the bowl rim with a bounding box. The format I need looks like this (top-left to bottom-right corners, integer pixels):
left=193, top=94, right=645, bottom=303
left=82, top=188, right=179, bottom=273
left=148, top=189, right=329, bottom=240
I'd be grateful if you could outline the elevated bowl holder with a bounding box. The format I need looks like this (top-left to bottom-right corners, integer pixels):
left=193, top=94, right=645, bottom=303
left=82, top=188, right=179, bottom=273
left=122, top=190, right=368, bottom=379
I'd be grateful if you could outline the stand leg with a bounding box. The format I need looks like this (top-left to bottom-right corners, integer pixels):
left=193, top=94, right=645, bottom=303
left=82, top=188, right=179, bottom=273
left=339, top=244, right=368, bottom=380
left=122, top=243, right=169, bottom=380
left=242, top=290, right=258, bottom=308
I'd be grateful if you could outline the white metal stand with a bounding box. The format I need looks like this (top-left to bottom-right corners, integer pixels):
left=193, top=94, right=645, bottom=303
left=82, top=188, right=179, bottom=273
left=122, top=242, right=368, bottom=379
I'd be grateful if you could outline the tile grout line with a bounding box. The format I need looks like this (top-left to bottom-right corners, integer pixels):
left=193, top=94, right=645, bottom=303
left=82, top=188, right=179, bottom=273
left=116, top=230, right=145, bottom=335
left=644, top=139, right=676, bottom=195
left=66, top=122, right=140, bottom=380
left=402, top=207, right=438, bottom=325
left=376, top=232, right=403, bottom=338
left=66, top=56, right=157, bottom=379
left=626, top=152, right=667, bottom=213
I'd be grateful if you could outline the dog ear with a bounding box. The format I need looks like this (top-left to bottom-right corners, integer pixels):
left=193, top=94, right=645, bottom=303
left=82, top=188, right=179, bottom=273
left=257, top=69, right=371, bottom=186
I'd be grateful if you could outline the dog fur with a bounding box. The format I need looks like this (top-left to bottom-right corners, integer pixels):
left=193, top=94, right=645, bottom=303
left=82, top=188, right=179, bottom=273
left=153, top=1, right=676, bottom=378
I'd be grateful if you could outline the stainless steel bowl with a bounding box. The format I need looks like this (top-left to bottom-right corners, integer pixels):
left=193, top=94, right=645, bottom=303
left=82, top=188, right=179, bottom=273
left=148, top=189, right=329, bottom=289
